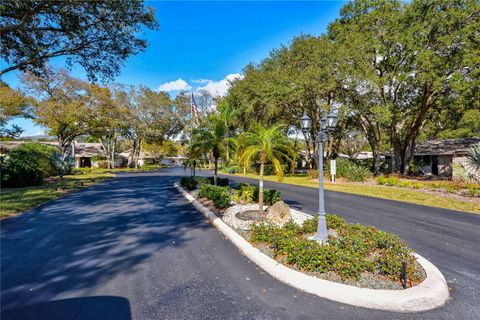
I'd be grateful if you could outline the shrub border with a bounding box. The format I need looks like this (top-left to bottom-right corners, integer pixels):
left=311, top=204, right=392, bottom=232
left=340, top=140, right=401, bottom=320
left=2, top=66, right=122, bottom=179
left=175, top=182, right=450, bottom=312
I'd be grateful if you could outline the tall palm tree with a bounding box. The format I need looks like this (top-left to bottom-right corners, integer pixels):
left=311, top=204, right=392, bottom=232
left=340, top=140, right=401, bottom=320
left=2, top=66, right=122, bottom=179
left=241, top=123, right=297, bottom=212
left=191, top=115, right=231, bottom=185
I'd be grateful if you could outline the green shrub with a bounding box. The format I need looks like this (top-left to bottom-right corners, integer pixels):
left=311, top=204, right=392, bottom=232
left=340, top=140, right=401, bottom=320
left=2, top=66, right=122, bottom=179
left=197, top=184, right=231, bottom=209
left=376, top=175, right=401, bottom=186
left=412, top=183, right=424, bottom=189
left=251, top=214, right=419, bottom=282
left=207, top=176, right=229, bottom=187
left=1, top=143, right=62, bottom=188
left=253, top=187, right=281, bottom=205
left=335, top=158, right=371, bottom=182
left=233, top=183, right=256, bottom=203
left=466, top=184, right=479, bottom=196
left=400, top=181, right=412, bottom=188
left=376, top=175, right=387, bottom=185
left=180, top=177, right=198, bottom=190
left=444, top=185, right=456, bottom=193
left=194, top=176, right=210, bottom=186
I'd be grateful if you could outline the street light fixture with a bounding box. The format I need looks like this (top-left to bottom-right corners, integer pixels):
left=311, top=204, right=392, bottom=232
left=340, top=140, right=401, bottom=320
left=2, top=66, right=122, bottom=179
left=300, top=109, right=338, bottom=243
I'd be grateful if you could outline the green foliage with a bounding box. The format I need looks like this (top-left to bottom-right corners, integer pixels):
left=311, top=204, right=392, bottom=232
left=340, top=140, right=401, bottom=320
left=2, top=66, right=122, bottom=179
left=328, top=158, right=371, bottom=182
left=1, top=143, right=61, bottom=188
left=233, top=183, right=256, bottom=203
left=400, top=181, right=412, bottom=188
left=232, top=183, right=281, bottom=205
left=412, top=183, right=424, bottom=190
left=1, top=0, right=159, bottom=81
left=206, top=176, right=229, bottom=187
left=376, top=175, right=400, bottom=186
left=197, top=184, right=231, bottom=209
left=466, top=184, right=479, bottom=197
left=251, top=214, right=420, bottom=282
left=180, top=177, right=198, bottom=191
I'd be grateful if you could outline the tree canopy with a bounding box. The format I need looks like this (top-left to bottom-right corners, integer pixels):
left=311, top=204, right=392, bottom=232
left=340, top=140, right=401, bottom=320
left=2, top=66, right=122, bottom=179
left=0, top=0, right=159, bottom=81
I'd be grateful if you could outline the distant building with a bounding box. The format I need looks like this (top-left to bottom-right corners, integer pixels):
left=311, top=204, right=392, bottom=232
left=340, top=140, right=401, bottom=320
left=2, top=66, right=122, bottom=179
left=385, top=138, right=480, bottom=179
left=0, top=140, right=186, bottom=168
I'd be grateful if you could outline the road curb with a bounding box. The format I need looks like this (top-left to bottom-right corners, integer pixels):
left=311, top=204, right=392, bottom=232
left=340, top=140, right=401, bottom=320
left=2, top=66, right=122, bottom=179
left=174, top=183, right=450, bottom=312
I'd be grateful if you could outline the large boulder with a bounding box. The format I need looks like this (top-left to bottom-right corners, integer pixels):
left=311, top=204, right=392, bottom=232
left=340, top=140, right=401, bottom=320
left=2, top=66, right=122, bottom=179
left=267, top=201, right=292, bottom=226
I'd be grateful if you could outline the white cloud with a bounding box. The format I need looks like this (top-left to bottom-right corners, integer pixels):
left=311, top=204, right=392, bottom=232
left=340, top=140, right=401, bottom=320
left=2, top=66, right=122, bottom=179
left=196, top=73, right=242, bottom=97
left=157, top=78, right=192, bottom=92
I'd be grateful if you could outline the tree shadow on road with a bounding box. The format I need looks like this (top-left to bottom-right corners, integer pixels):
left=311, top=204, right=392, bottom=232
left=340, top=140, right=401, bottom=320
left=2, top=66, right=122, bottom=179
left=1, top=172, right=208, bottom=311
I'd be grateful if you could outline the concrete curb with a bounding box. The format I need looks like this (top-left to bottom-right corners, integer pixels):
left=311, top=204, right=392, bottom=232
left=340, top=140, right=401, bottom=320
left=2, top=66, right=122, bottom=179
left=174, top=183, right=450, bottom=312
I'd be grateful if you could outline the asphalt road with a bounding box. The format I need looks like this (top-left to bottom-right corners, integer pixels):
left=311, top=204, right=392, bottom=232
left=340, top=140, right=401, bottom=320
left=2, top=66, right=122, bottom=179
left=1, top=168, right=479, bottom=319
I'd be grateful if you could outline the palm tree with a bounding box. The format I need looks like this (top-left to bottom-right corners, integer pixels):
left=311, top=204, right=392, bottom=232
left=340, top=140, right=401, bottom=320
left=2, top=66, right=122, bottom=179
left=241, top=123, right=297, bottom=212
left=191, top=115, right=231, bottom=185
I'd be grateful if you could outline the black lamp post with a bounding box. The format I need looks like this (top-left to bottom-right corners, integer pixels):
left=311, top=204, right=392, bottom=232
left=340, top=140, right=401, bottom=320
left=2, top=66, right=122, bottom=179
left=300, top=109, right=338, bottom=243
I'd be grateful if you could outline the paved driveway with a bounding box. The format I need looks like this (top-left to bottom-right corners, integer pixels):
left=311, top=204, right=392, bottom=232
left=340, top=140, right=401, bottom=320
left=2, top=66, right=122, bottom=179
left=1, top=168, right=479, bottom=319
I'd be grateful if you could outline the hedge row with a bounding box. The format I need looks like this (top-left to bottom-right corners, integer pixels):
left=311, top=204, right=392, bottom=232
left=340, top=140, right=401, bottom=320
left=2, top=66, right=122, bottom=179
left=197, top=184, right=231, bottom=209
left=180, top=176, right=230, bottom=190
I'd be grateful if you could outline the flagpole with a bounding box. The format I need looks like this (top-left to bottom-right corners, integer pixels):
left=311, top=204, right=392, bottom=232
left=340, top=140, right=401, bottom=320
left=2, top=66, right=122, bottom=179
left=190, top=91, right=195, bottom=176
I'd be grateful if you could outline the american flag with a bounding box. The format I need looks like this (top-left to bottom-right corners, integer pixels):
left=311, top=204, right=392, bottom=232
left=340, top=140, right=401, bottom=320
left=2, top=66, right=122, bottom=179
left=191, top=92, right=200, bottom=125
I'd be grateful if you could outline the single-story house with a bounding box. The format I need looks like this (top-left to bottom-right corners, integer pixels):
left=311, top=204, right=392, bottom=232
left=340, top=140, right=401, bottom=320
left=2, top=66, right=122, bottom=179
left=385, top=138, right=480, bottom=179
left=73, top=142, right=105, bottom=168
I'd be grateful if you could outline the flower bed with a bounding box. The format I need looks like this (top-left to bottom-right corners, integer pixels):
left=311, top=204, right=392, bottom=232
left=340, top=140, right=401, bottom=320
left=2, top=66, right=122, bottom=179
left=242, top=215, right=425, bottom=289
left=180, top=178, right=426, bottom=290
left=376, top=175, right=480, bottom=197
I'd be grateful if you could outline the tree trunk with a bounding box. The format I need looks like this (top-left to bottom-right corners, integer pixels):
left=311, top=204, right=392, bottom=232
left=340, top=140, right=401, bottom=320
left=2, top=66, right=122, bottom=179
left=259, top=162, right=264, bottom=213
left=214, top=158, right=218, bottom=185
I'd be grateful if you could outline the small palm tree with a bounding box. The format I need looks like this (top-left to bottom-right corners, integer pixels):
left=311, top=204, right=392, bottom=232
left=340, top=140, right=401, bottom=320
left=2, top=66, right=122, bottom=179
left=241, top=123, right=297, bottom=212
left=191, top=115, right=231, bottom=185
left=453, top=143, right=480, bottom=182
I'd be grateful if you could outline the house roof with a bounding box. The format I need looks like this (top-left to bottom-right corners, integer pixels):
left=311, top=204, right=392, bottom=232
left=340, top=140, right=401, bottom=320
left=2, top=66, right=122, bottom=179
left=414, top=138, right=480, bottom=156
left=73, top=142, right=105, bottom=157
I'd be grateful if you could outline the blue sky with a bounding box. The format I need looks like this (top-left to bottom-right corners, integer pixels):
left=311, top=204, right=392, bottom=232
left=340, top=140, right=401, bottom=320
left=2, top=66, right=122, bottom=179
left=2, top=1, right=346, bottom=136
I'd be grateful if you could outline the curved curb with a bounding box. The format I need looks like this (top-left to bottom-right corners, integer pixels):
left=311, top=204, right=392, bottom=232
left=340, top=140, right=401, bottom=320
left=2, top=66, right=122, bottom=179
left=174, top=183, right=450, bottom=312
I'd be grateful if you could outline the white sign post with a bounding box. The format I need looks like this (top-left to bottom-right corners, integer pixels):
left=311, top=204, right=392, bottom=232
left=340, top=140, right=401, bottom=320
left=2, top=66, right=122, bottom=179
left=330, top=159, right=336, bottom=183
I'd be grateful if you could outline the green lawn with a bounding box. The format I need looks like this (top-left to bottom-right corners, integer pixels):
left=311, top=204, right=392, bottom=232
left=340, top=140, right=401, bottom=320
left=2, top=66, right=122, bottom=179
left=1, top=172, right=115, bottom=218
left=223, top=173, right=480, bottom=214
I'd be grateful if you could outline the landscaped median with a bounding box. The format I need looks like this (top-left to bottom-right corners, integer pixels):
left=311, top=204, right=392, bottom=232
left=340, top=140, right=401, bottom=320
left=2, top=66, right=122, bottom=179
left=175, top=177, right=450, bottom=312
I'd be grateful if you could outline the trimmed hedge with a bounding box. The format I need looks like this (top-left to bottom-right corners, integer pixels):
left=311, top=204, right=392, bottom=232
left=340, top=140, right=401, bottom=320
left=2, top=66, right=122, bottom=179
left=251, top=214, right=421, bottom=283
left=180, top=177, right=198, bottom=190
left=197, top=184, right=231, bottom=209
left=206, top=176, right=229, bottom=187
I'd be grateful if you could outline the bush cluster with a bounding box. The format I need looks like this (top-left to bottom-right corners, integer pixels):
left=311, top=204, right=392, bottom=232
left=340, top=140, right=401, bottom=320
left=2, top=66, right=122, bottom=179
left=376, top=175, right=400, bottom=186
left=180, top=176, right=230, bottom=190
left=1, top=143, right=64, bottom=188
left=308, top=159, right=371, bottom=182
left=197, top=184, right=231, bottom=209
left=334, top=158, right=370, bottom=182
left=251, top=214, right=420, bottom=282
left=180, top=177, right=198, bottom=190
left=233, top=183, right=281, bottom=205
left=206, top=176, right=229, bottom=187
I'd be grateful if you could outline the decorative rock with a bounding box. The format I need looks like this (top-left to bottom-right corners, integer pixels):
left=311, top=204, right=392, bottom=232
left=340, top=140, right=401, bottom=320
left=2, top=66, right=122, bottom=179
left=266, top=201, right=292, bottom=226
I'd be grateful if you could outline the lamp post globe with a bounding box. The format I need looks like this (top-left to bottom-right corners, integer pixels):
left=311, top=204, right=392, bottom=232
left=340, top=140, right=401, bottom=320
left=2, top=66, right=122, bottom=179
left=300, top=111, right=312, bottom=134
